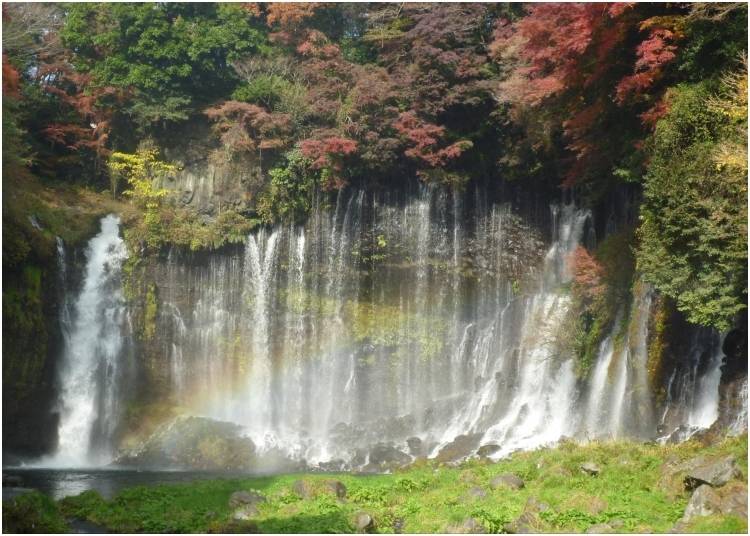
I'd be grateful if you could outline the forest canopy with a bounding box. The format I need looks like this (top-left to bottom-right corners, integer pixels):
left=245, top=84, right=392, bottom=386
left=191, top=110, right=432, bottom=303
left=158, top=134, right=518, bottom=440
left=2, top=2, right=747, bottom=331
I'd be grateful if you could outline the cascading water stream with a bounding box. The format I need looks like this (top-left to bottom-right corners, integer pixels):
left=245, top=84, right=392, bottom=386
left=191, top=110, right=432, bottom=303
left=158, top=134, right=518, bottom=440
left=48, top=187, right=733, bottom=470
left=46, top=214, right=128, bottom=467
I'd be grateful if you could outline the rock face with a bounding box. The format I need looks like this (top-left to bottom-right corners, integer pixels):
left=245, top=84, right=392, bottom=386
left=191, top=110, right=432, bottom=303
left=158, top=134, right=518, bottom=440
left=684, top=456, right=741, bottom=490
left=434, top=433, right=484, bottom=463
left=489, top=474, right=525, bottom=491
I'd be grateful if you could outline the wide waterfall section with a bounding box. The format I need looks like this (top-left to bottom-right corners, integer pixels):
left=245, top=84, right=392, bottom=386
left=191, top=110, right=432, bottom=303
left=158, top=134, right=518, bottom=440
left=45, top=214, right=130, bottom=467
left=147, top=186, right=728, bottom=469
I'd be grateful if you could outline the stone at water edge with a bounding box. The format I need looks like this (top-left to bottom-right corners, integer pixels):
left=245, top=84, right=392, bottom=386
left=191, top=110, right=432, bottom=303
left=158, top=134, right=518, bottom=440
left=684, top=455, right=741, bottom=490
left=580, top=462, right=601, bottom=476
left=353, top=511, right=375, bottom=533
left=489, top=473, right=525, bottom=490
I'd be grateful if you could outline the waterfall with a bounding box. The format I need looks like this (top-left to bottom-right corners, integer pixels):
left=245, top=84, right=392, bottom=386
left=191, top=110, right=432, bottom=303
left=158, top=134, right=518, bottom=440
left=57, top=186, right=732, bottom=470
left=154, top=191, right=600, bottom=466
left=657, top=328, right=725, bottom=441
left=47, top=214, right=128, bottom=467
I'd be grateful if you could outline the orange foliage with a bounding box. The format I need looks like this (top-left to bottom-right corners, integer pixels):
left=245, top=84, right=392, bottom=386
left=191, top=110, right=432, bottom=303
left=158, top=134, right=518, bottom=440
left=2, top=54, right=20, bottom=97
left=266, top=3, right=321, bottom=29
left=569, top=246, right=606, bottom=302
left=204, top=101, right=291, bottom=155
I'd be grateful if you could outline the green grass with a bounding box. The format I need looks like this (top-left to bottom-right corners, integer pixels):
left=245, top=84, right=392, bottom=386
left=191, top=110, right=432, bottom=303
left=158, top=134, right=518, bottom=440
left=6, top=436, right=747, bottom=533
left=2, top=491, right=69, bottom=534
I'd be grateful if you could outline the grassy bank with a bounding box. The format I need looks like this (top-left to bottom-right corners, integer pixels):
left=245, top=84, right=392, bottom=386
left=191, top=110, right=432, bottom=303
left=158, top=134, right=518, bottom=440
left=4, top=436, right=747, bottom=533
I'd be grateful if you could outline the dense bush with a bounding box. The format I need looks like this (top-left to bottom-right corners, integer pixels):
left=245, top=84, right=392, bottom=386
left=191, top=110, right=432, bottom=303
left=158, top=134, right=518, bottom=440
left=637, top=71, right=748, bottom=331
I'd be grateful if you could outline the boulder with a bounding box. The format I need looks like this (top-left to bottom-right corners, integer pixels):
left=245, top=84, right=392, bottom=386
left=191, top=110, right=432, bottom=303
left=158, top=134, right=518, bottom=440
left=293, top=479, right=315, bottom=499
left=477, top=444, right=501, bottom=458
left=490, top=473, right=524, bottom=490
left=586, top=496, right=608, bottom=515
left=718, top=482, right=748, bottom=518
left=434, top=433, right=483, bottom=463
left=682, top=484, right=723, bottom=522
left=673, top=482, right=748, bottom=532
left=324, top=479, right=347, bottom=499
left=466, top=486, right=487, bottom=499
left=684, top=456, right=741, bottom=490
left=229, top=490, right=266, bottom=509
left=503, top=496, right=550, bottom=533
left=503, top=512, right=540, bottom=534
left=369, top=443, right=412, bottom=469
left=524, top=497, right=550, bottom=514
left=580, top=462, right=601, bottom=476
left=353, top=511, right=375, bottom=533
left=450, top=517, right=486, bottom=534
left=115, top=416, right=258, bottom=471
left=231, top=504, right=259, bottom=521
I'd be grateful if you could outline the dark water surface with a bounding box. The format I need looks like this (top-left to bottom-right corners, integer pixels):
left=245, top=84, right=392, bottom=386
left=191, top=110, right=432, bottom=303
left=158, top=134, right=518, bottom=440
left=2, top=467, right=251, bottom=500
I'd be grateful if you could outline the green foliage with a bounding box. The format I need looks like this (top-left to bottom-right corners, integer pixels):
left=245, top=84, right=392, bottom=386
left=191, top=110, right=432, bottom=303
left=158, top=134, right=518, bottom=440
left=61, top=3, right=266, bottom=130
left=162, top=208, right=258, bottom=252
left=564, top=229, right=636, bottom=377
left=232, top=74, right=295, bottom=110
left=3, top=491, right=69, bottom=534
left=257, top=149, right=316, bottom=224
left=54, top=436, right=747, bottom=534
left=637, top=77, right=748, bottom=330
left=680, top=514, right=749, bottom=534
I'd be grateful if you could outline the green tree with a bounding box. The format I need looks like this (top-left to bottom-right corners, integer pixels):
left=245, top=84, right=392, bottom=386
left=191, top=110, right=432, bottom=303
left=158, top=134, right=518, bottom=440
left=637, top=66, right=748, bottom=330
left=62, top=3, right=266, bottom=130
